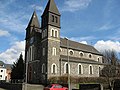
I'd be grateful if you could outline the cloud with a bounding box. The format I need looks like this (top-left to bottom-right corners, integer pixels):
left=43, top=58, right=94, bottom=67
left=0, top=0, right=30, bottom=33
left=62, top=0, right=92, bottom=12
left=69, top=36, right=95, bottom=42
left=0, top=0, right=15, bottom=9
left=30, top=4, right=43, bottom=11
left=0, top=41, right=25, bottom=64
left=99, top=23, right=112, bottom=31
left=0, top=12, right=27, bottom=33
left=0, top=29, right=11, bottom=37
left=80, top=41, right=88, bottom=44
left=98, top=22, right=120, bottom=31
left=94, top=40, right=120, bottom=53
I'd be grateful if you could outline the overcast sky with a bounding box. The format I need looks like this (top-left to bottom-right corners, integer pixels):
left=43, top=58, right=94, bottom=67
left=0, top=0, right=120, bottom=64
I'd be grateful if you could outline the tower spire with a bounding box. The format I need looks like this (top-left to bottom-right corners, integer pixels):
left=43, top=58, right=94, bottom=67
left=42, top=0, right=60, bottom=16
left=26, top=11, right=40, bottom=29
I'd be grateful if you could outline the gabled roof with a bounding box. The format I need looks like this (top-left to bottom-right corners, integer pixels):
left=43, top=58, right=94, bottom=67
left=26, top=11, right=40, bottom=29
left=42, top=0, right=60, bottom=16
left=60, top=38, right=102, bottom=55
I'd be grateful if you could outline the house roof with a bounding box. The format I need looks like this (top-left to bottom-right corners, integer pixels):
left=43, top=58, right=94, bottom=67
left=4, top=64, right=12, bottom=70
left=60, top=38, right=102, bottom=55
left=0, top=61, right=12, bottom=70
left=0, top=61, right=4, bottom=66
left=42, top=0, right=60, bottom=16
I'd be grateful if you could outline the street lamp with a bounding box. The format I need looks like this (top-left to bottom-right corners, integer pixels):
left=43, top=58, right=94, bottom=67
left=64, top=37, right=70, bottom=90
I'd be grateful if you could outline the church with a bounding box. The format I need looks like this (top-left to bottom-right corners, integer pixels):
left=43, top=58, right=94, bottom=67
left=25, top=0, right=104, bottom=84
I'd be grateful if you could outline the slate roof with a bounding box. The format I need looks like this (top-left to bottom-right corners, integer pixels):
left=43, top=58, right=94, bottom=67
left=0, top=61, right=12, bottom=69
left=26, top=11, right=40, bottom=29
left=42, top=0, right=60, bottom=16
left=4, top=64, right=12, bottom=70
left=60, top=38, right=102, bottom=55
left=0, top=61, right=4, bottom=66
left=60, top=55, right=104, bottom=65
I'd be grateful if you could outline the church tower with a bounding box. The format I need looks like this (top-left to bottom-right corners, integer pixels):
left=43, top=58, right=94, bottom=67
left=25, top=11, right=41, bottom=83
left=41, top=0, right=61, bottom=83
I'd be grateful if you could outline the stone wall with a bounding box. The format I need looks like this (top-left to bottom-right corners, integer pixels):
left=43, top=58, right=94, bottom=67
left=60, top=60, right=104, bottom=77
left=0, top=83, right=44, bottom=90
left=60, top=47, right=103, bottom=63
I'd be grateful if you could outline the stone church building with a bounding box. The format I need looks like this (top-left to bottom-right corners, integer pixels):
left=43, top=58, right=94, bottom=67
left=25, top=0, right=103, bottom=84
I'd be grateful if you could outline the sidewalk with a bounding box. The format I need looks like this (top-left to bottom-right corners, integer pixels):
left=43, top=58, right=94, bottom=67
left=22, top=84, right=44, bottom=90
left=0, top=88, right=7, bottom=90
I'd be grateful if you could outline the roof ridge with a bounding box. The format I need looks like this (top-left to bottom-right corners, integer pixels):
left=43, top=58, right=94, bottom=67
left=60, top=37, right=92, bottom=47
left=60, top=38, right=102, bottom=55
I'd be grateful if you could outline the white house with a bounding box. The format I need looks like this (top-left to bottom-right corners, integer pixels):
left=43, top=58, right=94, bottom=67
left=0, top=66, right=7, bottom=80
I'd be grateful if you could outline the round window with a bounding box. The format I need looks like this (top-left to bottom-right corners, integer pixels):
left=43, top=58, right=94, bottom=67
left=70, top=51, right=73, bottom=55
left=80, top=53, right=83, bottom=57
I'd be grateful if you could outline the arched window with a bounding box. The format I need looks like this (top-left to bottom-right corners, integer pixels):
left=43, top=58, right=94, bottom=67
left=52, top=30, right=54, bottom=37
left=43, top=48, right=45, bottom=56
left=66, top=63, right=68, bottom=73
left=32, top=45, right=34, bottom=60
left=52, top=47, right=56, bottom=56
left=53, top=65, right=55, bottom=73
left=51, top=63, right=57, bottom=74
left=42, top=64, right=45, bottom=74
left=89, top=65, right=93, bottom=74
left=78, top=64, right=83, bottom=74
left=51, top=28, right=58, bottom=38
left=64, top=62, right=70, bottom=74
left=30, top=46, right=32, bottom=61
left=45, top=29, right=47, bottom=37
left=55, top=30, right=58, bottom=37
left=99, top=67, right=101, bottom=75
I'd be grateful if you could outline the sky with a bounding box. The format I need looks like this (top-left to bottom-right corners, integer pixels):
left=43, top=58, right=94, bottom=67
left=0, top=0, right=120, bottom=64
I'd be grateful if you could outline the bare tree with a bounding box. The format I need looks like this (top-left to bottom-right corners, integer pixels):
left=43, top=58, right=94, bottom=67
left=101, top=50, right=120, bottom=90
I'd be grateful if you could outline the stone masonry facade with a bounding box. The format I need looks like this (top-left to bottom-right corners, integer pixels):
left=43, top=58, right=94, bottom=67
left=25, top=0, right=104, bottom=84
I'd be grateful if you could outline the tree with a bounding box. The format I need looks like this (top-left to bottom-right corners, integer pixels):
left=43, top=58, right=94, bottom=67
left=101, top=50, right=120, bottom=90
left=11, top=53, right=25, bottom=80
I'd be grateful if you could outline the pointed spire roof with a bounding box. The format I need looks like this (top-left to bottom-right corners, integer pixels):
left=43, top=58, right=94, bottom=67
left=42, top=0, right=60, bottom=16
left=27, top=11, right=40, bottom=29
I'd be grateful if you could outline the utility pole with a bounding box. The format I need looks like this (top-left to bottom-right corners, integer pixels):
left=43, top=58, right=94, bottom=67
left=65, top=37, right=71, bottom=90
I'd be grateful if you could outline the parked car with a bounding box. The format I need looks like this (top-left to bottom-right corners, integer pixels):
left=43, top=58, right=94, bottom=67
left=44, top=84, right=68, bottom=90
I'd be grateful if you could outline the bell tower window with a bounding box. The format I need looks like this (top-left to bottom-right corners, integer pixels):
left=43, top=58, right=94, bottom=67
left=55, top=16, right=58, bottom=23
left=52, top=15, right=54, bottom=22
left=55, top=31, right=57, bottom=37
